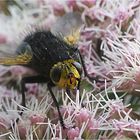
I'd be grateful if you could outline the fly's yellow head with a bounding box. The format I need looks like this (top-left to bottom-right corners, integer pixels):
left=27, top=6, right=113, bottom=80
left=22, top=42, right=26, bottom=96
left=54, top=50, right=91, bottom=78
left=50, top=60, right=82, bottom=90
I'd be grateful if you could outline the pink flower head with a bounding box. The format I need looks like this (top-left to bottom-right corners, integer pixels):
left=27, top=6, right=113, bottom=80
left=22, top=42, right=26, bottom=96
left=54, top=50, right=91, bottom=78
left=107, top=99, right=125, bottom=114
left=112, top=119, right=140, bottom=139
left=87, top=119, right=99, bottom=132
left=113, top=7, right=129, bottom=23
left=75, top=109, right=90, bottom=125
left=67, top=127, right=80, bottom=139
left=18, top=124, right=27, bottom=139
left=66, top=0, right=78, bottom=11
left=84, top=7, right=105, bottom=22
left=81, top=0, right=96, bottom=7
left=129, top=120, right=140, bottom=132
left=59, top=106, right=74, bottom=119
left=49, top=0, right=65, bottom=16
left=74, top=108, right=100, bottom=135
left=81, top=29, right=94, bottom=40
left=26, top=83, right=39, bottom=95
left=29, top=114, right=45, bottom=125
left=0, top=34, right=7, bottom=44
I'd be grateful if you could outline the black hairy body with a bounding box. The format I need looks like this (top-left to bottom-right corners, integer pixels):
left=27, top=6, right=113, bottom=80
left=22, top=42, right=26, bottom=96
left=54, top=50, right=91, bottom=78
left=16, top=31, right=79, bottom=78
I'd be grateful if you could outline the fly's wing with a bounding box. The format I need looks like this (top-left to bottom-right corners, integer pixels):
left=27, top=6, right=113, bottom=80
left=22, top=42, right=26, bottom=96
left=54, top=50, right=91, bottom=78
left=0, top=42, right=32, bottom=65
left=0, top=13, right=82, bottom=65
left=0, top=53, right=32, bottom=65
left=51, top=12, right=83, bottom=45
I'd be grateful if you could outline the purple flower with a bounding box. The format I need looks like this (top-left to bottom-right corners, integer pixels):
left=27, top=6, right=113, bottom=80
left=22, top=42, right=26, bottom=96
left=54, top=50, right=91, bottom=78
left=67, top=127, right=80, bottom=139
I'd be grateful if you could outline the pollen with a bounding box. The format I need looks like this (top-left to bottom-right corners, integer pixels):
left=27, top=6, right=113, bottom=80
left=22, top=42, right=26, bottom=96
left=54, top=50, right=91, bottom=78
left=64, top=35, right=76, bottom=45
left=64, top=30, right=80, bottom=45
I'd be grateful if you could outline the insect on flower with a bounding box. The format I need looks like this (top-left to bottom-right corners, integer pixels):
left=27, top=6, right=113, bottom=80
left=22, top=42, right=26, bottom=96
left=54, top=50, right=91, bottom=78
left=0, top=13, right=98, bottom=128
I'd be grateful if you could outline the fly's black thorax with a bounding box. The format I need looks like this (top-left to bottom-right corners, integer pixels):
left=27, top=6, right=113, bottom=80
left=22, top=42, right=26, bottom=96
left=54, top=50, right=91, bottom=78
left=17, top=31, right=79, bottom=78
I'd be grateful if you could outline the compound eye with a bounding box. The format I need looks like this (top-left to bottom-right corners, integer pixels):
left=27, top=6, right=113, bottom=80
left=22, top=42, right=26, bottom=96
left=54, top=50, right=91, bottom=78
left=50, top=67, right=62, bottom=83
left=72, top=61, right=82, bottom=75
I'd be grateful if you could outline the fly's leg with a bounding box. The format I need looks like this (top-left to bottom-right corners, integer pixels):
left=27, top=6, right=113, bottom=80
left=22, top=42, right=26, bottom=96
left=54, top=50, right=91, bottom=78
left=21, top=75, right=48, bottom=108
left=21, top=78, right=26, bottom=108
left=76, top=48, right=99, bottom=81
left=14, top=75, right=65, bottom=128
left=47, top=82, right=65, bottom=128
left=77, top=78, right=81, bottom=90
left=12, top=75, right=48, bottom=128
left=96, top=38, right=104, bottom=60
left=74, top=48, right=104, bottom=82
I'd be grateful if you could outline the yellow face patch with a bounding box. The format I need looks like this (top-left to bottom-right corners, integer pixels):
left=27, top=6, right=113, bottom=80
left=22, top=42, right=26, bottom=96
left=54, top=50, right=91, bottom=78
left=50, top=59, right=81, bottom=89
